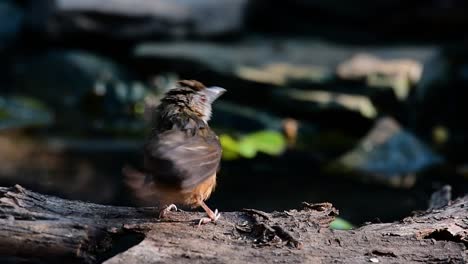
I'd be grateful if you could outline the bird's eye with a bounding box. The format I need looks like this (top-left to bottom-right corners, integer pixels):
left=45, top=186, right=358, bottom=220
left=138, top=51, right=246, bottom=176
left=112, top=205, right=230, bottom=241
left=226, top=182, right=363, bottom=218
left=200, top=95, right=207, bottom=102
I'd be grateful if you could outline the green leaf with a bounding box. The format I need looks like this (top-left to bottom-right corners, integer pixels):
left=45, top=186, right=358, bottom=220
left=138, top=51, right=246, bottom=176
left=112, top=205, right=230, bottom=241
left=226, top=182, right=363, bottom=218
left=219, top=131, right=286, bottom=160
left=219, top=134, right=241, bottom=160
left=220, top=134, right=238, bottom=151
left=330, top=217, right=354, bottom=230
left=238, top=140, right=257, bottom=158
left=240, top=131, right=286, bottom=156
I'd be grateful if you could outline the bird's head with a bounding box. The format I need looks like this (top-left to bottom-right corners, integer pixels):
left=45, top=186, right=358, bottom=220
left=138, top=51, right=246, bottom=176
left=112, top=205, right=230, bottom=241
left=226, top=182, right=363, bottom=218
left=161, top=80, right=226, bottom=122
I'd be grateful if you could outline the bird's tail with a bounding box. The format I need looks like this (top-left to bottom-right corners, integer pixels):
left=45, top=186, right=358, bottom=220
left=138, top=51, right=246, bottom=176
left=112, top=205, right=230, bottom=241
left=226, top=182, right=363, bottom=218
left=122, top=165, right=160, bottom=206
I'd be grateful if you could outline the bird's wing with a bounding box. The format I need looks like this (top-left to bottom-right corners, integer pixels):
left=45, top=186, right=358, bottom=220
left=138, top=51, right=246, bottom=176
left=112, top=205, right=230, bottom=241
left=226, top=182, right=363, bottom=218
left=144, top=128, right=221, bottom=191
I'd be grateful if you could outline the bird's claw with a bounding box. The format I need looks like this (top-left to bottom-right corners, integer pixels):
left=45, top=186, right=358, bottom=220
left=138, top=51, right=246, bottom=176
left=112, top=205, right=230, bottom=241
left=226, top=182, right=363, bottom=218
left=198, top=209, right=221, bottom=226
left=159, top=204, right=178, bottom=218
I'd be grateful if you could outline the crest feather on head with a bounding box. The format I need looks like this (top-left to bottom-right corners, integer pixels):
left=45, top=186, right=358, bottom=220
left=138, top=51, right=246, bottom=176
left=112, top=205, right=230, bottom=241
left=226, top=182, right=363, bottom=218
left=177, top=80, right=206, bottom=91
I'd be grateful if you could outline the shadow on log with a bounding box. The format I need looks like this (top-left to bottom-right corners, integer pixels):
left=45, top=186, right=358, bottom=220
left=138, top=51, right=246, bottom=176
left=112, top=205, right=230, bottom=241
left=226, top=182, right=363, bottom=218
left=0, top=185, right=466, bottom=263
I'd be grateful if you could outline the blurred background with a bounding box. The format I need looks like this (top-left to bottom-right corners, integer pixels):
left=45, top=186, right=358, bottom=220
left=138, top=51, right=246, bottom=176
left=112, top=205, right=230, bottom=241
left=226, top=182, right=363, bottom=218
left=1, top=0, right=467, bottom=228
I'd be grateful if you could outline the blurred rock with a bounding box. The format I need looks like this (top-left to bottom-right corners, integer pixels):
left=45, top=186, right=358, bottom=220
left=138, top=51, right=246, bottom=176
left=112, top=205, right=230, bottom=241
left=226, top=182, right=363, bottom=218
left=0, top=132, right=137, bottom=204
left=330, top=117, right=443, bottom=188
left=212, top=101, right=286, bottom=133
left=135, top=39, right=435, bottom=89
left=0, top=96, right=53, bottom=130
left=12, top=50, right=150, bottom=135
left=135, top=39, right=436, bottom=133
left=338, top=53, right=422, bottom=83
left=337, top=53, right=423, bottom=100
left=412, top=45, right=468, bottom=164
left=135, top=39, right=341, bottom=86
left=428, top=185, right=451, bottom=210
left=135, top=39, right=342, bottom=126
left=414, top=51, right=450, bottom=103
left=237, top=63, right=331, bottom=86
left=273, top=88, right=377, bottom=119
left=25, top=0, right=247, bottom=39
left=13, top=50, right=130, bottom=105
left=0, top=1, right=23, bottom=50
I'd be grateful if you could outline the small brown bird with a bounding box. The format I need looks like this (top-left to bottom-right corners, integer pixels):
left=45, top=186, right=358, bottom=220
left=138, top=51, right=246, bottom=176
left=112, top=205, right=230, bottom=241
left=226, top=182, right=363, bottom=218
left=124, top=80, right=225, bottom=225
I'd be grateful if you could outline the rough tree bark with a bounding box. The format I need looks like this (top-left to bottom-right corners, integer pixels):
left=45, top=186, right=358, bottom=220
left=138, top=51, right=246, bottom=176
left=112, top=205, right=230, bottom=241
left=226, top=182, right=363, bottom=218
left=0, top=185, right=466, bottom=264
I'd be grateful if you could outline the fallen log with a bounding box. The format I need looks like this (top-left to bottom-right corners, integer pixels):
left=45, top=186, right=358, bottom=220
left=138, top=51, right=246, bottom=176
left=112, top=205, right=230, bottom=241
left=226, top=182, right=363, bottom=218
left=0, top=185, right=466, bottom=263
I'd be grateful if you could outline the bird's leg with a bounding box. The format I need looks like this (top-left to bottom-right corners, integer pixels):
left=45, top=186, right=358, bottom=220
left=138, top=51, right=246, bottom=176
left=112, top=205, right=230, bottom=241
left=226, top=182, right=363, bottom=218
left=159, top=204, right=178, bottom=218
left=198, top=200, right=221, bottom=226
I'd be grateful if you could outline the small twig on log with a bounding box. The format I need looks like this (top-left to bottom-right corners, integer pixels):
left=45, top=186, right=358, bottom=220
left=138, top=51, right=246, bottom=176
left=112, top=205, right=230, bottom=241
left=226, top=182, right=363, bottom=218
left=242, top=208, right=271, bottom=220
left=302, top=201, right=334, bottom=212
left=272, top=225, right=304, bottom=249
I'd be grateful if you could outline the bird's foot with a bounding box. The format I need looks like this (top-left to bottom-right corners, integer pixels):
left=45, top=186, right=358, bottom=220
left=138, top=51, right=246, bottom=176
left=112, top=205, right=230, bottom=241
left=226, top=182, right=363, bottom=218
left=159, top=204, right=178, bottom=218
left=198, top=209, right=221, bottom=226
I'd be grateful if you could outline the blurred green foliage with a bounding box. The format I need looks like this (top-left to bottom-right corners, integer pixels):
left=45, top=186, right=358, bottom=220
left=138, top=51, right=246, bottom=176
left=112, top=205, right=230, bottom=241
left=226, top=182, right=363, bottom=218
left=220, top=130, right=286, bottom=160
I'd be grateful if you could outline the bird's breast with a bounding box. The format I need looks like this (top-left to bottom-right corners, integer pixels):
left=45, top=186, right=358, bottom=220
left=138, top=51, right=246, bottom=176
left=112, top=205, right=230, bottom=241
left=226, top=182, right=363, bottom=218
left=154, top=174, right=217, bottom=208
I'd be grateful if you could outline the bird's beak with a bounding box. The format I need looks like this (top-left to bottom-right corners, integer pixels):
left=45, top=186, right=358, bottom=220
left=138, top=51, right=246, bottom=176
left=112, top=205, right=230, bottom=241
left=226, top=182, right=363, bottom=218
left=204, top=86, right=226, bottom=103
